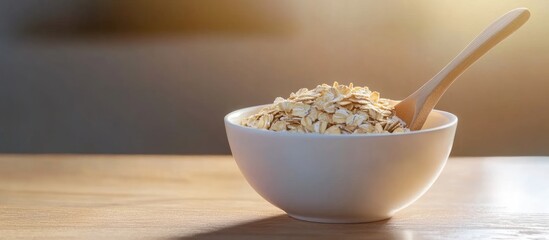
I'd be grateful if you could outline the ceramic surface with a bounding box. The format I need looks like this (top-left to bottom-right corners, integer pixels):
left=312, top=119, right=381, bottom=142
left=225, top=105, right=458, bottom=223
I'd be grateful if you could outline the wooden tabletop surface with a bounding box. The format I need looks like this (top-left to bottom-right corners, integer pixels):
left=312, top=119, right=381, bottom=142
left=1, top=155, right=548, bottom=239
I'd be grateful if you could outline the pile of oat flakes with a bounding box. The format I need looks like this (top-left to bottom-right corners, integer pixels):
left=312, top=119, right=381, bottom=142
left=241, top=82, right=409, bottom=134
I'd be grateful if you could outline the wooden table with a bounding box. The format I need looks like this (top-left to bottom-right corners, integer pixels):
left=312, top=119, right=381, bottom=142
left=1, top=155, right=548, bottom=239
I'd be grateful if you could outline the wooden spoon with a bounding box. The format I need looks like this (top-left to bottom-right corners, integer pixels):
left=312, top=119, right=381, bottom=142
left=395, top=8, right=530, bottom=130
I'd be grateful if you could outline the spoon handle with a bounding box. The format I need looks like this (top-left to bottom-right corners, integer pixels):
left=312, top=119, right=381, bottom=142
left=396, top=8, right=530, bottom=130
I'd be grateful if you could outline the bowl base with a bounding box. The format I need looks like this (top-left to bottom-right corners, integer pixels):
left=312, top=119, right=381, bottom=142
left=288, top=214, right=392, bottom=224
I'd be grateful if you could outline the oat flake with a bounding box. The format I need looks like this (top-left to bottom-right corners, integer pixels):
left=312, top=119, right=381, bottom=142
left=241, top=82, right=409, bottom=134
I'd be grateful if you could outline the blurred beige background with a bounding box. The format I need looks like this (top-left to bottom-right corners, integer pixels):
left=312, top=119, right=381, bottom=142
left=0, top=0, right=547, bottom=155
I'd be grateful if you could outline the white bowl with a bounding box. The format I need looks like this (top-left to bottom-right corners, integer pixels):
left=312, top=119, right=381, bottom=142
left=224, top=105, right=458, bottom=223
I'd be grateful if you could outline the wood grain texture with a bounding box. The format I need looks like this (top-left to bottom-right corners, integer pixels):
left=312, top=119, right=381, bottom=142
left=1, top=155, right=548, bottom=239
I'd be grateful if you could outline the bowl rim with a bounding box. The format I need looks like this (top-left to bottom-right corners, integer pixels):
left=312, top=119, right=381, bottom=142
left=225, top=104, right=458, bottom=138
